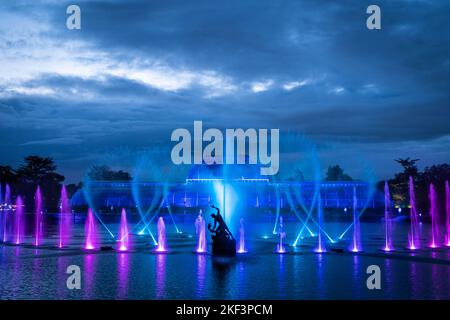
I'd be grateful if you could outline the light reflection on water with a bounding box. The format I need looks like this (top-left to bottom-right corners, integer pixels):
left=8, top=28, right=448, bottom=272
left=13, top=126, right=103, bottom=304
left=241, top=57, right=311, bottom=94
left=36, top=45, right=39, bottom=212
left=0, top=221, right=449, bottom=300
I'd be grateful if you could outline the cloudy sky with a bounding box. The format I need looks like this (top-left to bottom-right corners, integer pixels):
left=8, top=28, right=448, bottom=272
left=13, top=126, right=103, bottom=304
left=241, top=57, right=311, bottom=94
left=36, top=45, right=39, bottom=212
left=0, top=0, right=449, bottom=182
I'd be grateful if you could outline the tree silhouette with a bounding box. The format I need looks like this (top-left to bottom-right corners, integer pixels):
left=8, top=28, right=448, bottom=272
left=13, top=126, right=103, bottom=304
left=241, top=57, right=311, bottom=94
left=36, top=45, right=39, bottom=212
left=0, top=165, right=16, bottom=184
left=325, top=165, right=353, bottom=181
left=88, top=165, right=132, bottom=181
left=395, top=158, right=420, bottom=177
left=16, top=156, right=63, bottom=185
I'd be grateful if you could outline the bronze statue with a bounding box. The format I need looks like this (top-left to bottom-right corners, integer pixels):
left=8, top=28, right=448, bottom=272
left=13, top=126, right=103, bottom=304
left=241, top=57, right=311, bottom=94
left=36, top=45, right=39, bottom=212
left=207, top=205, right=236, bottom=256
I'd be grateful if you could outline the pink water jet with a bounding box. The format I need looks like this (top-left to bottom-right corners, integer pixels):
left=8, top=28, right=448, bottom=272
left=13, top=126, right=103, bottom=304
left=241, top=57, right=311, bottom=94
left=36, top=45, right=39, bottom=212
left=34, top=186, right=43, bottom=247
left=195, top=210, right=207, bottom=253
left=117, top=208, right=129, bottom=251
left=84, top=208, right=98, bottom=250
left=154, top=217, right=167, bottom=253
left=429, top=183, right=440, bottom=248
left=445, top=181, right=450, bottom=247
left=382, top=181, right=394, bottom=251
left=237, top=218, right=247, bottom=253
left=59, top=185, right=72, bottom=248
left=2, top=184, right=11, bottom=242
left=350, top=187, right=362, bottom=252
left=14, top=196, right=24, bottom=245
left=408, top=176, right=420, bottom=250
left=276, top=216, right=286, bottom=253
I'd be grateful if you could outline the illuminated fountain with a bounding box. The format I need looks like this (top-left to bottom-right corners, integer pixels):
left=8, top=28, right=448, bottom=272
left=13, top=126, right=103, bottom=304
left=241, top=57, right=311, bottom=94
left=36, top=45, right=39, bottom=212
left=195, top=210, right=207, bottom=253
left=350, top=187, right=362, bottom=252
left=315, top=194, right=326, bottom=253
left=445, top=181, right=450, bottom=247
left=237, top=218, right=247, bottom=253
left=14, top=196, right=24, bottom=245
left=59, top=185, right=72, bottom=248
left=429, top=183, right=440, bottom=248
left=117, top=208, right=129, bottom=251
left=154, top=217, right=167, bottom=253
left=382, top=181, right=393, bottom=251
left=85, top=208, right=98, bottom=250
left=276, top=216, right=286, bottom=253
left=34, top=186, right=43, bottom=247
left=408, top=176, right=420, bottom=250
left=2, top=184, right=11, bottom=243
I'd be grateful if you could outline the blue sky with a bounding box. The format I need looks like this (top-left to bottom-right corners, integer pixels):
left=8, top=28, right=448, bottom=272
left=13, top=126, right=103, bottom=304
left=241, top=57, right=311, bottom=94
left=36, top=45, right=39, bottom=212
left=0, top=0, right=449, bottom=182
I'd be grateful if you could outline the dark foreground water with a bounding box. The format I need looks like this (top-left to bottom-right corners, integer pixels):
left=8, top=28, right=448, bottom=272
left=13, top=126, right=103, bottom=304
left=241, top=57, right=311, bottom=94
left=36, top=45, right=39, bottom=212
left=0, top=219, right=449, bottom=299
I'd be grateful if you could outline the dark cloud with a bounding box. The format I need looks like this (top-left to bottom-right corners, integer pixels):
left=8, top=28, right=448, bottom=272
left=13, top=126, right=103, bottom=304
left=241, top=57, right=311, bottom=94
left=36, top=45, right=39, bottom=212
left=0, top=0, right=449, bottom=181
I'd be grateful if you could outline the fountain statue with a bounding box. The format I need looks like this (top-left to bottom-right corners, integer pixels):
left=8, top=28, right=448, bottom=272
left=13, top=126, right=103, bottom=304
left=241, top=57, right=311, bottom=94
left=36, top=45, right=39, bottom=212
left=208, top=205, right=236, bottom=256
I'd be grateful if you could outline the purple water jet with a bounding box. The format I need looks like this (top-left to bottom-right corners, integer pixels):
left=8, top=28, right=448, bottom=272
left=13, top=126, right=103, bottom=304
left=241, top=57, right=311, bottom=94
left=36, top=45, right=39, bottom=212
left=117, top=208, right=129, bottom=251
left=2, top=184, right=11, bottom=242
left=85, top=208, right=98, bottom=250
left=34, top=186, right=43, bottom=246
left=154, top=217, right=167, bottom=253
left=5, top=184, right=11, bottom=205
left=276, top=216, right=286, bottom=253
left=445, top=181, right=450, bottom=247
left=237, top=218, right=247, bottom=253
left=195, top=210, right=207, bottom=253
left=14, top=196, right=24, bottom=245
left=429, top=183, right=440, bottom=248
left=2, top=184, right=11, bottom=243
left=350, top=187, right=362, bottom=252
left=59, top=185, right=72, bottom=248
left=383, top=181, right=393, bottom=251
left=408, top=176, right=420, bottom=250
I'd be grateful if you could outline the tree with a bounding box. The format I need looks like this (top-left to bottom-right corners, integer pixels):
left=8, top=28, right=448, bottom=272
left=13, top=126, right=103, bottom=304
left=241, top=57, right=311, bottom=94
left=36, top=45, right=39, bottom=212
left=16, top=156, right=63, bottom=185
left=395, top=158, right=420, bottom=177
left=87, top=165, right=132, bottom=181
left=325, top=165, right=353, bottom=181
left=14, top=156, right=65, bottom=210
left=0, top=165, right=16, bottom=184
